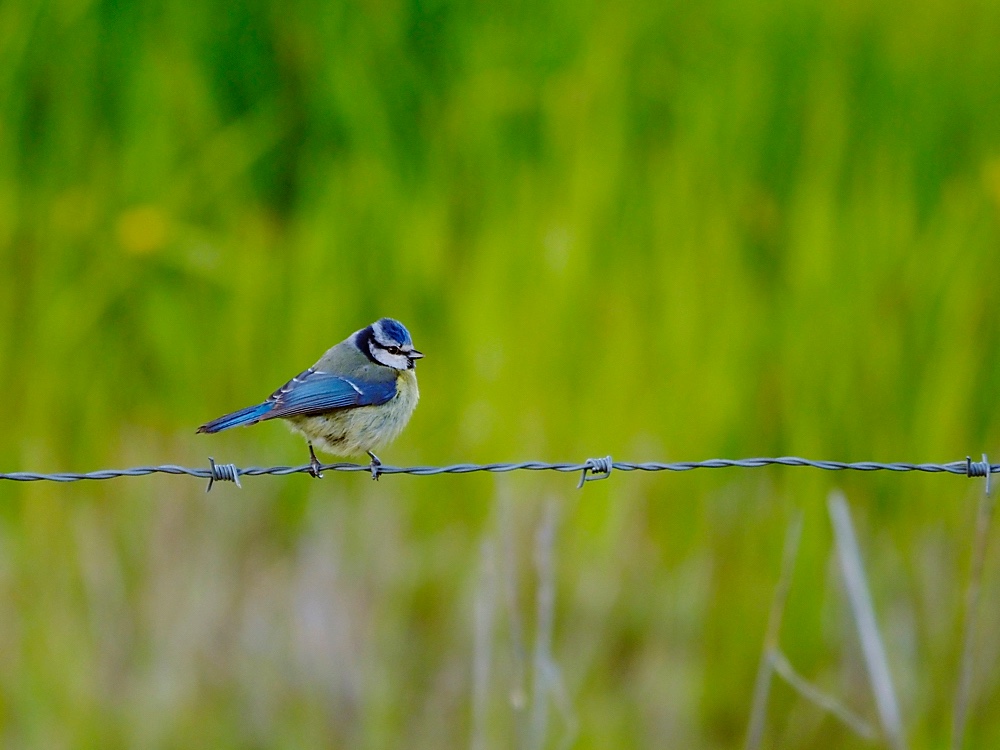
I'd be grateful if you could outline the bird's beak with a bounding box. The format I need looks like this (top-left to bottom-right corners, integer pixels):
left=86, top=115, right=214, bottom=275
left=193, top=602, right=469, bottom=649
left=408, top=349, right=425, bottom=360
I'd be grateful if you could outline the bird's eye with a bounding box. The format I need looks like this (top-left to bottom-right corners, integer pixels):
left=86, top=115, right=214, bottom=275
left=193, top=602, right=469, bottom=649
left=386, top=346, right=401, bottom=355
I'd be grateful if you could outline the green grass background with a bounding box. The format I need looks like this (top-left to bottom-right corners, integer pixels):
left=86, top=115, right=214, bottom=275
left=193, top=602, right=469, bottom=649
left=2, top=0, right=1000, bottom=746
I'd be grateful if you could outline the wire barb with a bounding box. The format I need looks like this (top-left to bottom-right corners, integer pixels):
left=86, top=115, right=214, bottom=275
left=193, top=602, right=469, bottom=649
left=965, top=454, right=992, bottom=495
left=206, top=457, right=241, bottom=492
left=578, top=456, right=613, bottom=489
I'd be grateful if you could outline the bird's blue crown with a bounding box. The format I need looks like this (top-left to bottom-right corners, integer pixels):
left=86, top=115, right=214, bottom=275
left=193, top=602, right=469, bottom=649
left=372, top=318, right=413, bottom=347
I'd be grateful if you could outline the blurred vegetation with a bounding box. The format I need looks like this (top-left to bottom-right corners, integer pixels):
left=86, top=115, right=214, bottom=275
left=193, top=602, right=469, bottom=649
left=2, top=0, right=1000, bottom=746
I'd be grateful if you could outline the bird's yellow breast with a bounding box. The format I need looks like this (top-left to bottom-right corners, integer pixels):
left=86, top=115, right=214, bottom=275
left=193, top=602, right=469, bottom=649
left=286, top=369, right=419, bottom=458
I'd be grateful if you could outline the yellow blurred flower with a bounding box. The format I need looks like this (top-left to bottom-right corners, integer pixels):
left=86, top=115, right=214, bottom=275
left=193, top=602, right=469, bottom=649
left=983, top=158, right=1000, bottom=212
left=115, top=205, right=170, bottom=254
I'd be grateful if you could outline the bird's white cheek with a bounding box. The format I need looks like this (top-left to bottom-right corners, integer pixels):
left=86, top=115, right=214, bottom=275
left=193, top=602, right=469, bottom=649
left=370, top=347, right=410, bottom=370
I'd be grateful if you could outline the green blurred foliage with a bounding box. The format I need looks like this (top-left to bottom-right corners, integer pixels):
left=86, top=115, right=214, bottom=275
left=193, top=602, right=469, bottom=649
left=2, top=0, right=1000, bottom=746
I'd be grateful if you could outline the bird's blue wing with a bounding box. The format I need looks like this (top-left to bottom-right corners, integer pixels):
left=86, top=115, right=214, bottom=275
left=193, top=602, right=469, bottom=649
left=262, top=368, right=397, bottom=420
left=197, top=368, right=397, bottom=433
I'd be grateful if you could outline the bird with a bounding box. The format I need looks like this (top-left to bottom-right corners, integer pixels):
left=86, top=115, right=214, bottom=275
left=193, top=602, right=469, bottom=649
left=197, top=317, right=423, bottom=478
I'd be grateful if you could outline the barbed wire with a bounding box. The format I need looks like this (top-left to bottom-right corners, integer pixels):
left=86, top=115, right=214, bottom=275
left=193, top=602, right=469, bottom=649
left=0, top=454, right=994, bottom=492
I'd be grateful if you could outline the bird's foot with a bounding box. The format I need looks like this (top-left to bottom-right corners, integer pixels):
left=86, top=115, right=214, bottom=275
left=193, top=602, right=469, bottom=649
left=367, top=451, right=382, bottom=481
left=308, top=444, right=324, bottom=479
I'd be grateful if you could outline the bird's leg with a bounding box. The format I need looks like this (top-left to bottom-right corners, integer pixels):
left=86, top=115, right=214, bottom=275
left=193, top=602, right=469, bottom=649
left=367, top=450, right=382, bottom=481
left=308, top=444, right=323, bottom=479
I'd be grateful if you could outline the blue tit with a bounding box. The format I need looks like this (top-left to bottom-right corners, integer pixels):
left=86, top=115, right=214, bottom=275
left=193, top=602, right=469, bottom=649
left=198, top=318, right=423, bottom=477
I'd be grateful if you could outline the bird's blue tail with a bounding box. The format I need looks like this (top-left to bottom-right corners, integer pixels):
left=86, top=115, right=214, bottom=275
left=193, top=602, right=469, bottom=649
left=197, top=402, right=273, bottom=434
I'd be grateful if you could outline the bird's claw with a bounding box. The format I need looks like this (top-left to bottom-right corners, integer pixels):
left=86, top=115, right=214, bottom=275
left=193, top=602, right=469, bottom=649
left=367, top=451, right=382, bottom=481
left=308, top=444, right=324, bottom=479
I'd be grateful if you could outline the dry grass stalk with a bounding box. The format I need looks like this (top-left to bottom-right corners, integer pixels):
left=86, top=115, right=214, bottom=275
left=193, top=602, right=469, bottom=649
left=745, top=512, right=803, bottom=750
left=951, top=479, right=995, bottom=750
left=828, top=490, right=907, bottom=750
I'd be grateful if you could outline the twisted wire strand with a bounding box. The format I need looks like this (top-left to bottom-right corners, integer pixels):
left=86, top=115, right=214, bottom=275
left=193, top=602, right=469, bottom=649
left=0, top=456, right=994, bottom=491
